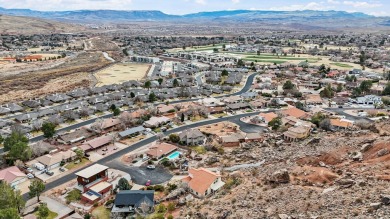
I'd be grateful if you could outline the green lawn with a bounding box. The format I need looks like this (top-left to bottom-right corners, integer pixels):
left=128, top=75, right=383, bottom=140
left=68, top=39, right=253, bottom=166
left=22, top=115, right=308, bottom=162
left=35, top=209, right=58, bottom=219
left=64, top=158, right=90, bottom=170
left=212, top=112, right=228, bottom=118
left=92, top=206, right=111, bottom=219
left=330, top=62, right=353, bottom=68
left=65, top=189, right=82, bottom=204
left=242, top=59, right=287, bottom=64
left=246, top=55, right=309, bottom=60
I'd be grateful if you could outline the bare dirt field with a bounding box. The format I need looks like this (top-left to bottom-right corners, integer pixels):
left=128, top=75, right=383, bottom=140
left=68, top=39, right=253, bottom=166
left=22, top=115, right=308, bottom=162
left=0, top=52, right=111, bottom=103
left=95, top=63, right=150, bottom=86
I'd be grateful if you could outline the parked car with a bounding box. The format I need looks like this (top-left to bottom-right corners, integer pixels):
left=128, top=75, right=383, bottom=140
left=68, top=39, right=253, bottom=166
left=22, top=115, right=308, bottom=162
left=146, top=165, right=155, bottom=170
left=145, top=180, right=151, bottom=186
left=27, top=173, right=34, bottom=179
left=26, top=167, right=34, bottom=173
left=59, top=167, right=66, bottom=172
left=46, top=171, right=54, bottom=176
left=142, top=156, right=149, bottom=161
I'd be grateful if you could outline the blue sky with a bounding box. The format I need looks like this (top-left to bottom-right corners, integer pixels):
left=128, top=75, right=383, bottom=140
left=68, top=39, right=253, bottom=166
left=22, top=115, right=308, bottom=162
left=0, top=0, right=388, bottom=16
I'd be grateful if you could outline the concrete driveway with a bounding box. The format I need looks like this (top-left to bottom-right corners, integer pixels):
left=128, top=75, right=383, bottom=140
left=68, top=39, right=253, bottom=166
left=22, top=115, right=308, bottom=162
left=106, top=160, right=173, bottom=185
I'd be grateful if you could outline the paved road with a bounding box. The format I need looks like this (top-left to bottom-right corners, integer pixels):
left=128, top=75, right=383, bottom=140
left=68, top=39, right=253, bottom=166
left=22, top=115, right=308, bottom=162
left=325, top=107, right=373, bottom=122
left=22, top=111, right=261, bottom=199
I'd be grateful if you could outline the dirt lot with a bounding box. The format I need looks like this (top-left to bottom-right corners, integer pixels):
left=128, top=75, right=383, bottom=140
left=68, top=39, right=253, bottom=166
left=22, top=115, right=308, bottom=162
left=95, top=63, right=150, bottom=86
left=0, top=52, right=111, bottom=103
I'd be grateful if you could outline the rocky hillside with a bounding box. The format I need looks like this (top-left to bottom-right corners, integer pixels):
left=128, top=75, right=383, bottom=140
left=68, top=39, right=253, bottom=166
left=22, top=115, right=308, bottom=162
left=178, top=120, right=390, bottom=219
left=0, top=14, right=86, bottom=34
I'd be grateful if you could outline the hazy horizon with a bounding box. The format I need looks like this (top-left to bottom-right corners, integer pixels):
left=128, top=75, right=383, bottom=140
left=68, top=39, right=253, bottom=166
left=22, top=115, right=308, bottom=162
left=0, top=0, right=388, bottom=16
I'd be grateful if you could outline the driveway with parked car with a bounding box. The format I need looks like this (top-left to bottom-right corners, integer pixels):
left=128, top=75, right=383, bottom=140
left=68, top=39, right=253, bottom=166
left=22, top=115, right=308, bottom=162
left=106, top=160, right=172, bottom=185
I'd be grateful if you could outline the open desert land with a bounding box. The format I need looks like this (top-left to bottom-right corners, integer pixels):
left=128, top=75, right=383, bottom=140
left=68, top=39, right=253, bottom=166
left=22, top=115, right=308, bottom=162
left=95, top=63, right=150, bottom=86
left=0, top=52, right=111, bottom=103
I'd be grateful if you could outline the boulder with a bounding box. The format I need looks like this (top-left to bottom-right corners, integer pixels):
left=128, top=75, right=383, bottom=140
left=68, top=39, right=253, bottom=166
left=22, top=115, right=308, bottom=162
left=377, top=149, right=389, bottom=157
left=278, top=214, right=291, bottom=219
left=380, top=194, right=390, bottom=205
left=360, top=143, right=372, bottom=152
left=370, top=202, right=382, bottom=210
left=349, top=151, right=363, bottom=161
left=269, top=169, right=290, bottom=184
left=336, top=179, right=355, bottom=188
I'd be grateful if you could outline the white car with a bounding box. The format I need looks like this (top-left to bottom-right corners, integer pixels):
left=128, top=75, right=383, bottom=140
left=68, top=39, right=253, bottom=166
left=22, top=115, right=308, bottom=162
left=146, top=165, right=156, bottom=170
left=27, top=173, right=34, bottom=179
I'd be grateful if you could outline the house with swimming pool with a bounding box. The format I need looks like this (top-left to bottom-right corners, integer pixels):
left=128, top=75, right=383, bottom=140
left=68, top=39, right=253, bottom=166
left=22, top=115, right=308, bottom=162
left=146, top=142, right=178, bottom=160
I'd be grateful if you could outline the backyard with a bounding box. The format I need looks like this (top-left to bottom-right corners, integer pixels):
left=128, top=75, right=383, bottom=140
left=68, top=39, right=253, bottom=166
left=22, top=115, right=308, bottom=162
left=64, top=158, right=90, bottom=170
left=92, top=206, right=110, bottom=219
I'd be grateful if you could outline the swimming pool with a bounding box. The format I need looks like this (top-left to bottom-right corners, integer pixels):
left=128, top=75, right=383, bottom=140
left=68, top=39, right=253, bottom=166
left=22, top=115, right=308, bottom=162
left=167, top=151, right=181, bottom=160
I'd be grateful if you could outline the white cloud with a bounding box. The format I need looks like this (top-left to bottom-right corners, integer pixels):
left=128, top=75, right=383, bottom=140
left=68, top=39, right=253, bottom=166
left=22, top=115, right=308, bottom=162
left=270, top=2, right=332, bottom=11
left=343, top=1, right=382, bottom=8
left=232, top=0, right=240, bottom=4
left=195, top=0, right=206, bottom=5
left=327, top=0, right=341, bottom=4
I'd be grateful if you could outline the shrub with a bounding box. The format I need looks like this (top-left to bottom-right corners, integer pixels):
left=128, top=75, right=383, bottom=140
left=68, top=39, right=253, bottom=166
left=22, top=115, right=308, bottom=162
left=65, top=189, right=81, bottom=204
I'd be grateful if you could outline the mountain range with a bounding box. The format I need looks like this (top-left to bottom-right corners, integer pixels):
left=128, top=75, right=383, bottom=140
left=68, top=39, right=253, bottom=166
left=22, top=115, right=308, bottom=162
left=0, top=7, right=389, bottom=30
left=0, top=7, right=381, bottom=22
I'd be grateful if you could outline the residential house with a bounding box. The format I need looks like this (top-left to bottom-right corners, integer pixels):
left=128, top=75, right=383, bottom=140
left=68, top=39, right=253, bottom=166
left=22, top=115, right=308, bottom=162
left=0, top=166, right=27, bottom=189
left=79, top=135, right=113, bottom=152
left=222, top=96, right=242, bottom=104
left=75, top=164, right=112, bottom=203
left=146, top=142, right=178, bottom=159
left=143, top=116, right=170, bottom=128
left=305, top=94, right=323, bottom=105
left=259, top=112, right=278, bottom=124
left=240, top=92, right=258, bottom=100
left=281, top=107, right=309, bottom=120
left=179, top=129, right=206, bottom=145
left=330, top=118, right=354, bottom=130
left=182, top=168, right=225, bottom=198
left=112, top=190, right=155, bottom=213
left=157, top=104, right=175, bottom=115
left=35, top=150, right=76, bottom=170
left=118, top=126, right=145, bottom=139
left=57, top=128, right=94, bottom=144
left=219, top=132, right=245, bottom=147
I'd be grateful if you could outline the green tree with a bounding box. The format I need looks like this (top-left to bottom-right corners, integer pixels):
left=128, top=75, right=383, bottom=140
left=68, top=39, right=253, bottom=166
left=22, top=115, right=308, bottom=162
left=311, top=112, right=327, bottom=127
left=144, top=81, right=151, bottom=89
left=74, top=149, right=84, bottom=161
left=84, top=213, right=91, bottom=219
left=113, top=108, right=121, bottom=116
left=37, top=203, right=49, bottom=219
left=295, top=102, right=305, bottom=110
left=167, top=202, right=175, bottom=212
left=158, top=78, right=163, bottom=85
left=221, top=69, right=229, bottom=76
left=359, top=80, right=373, bottom=94
left=41, top=122, right=56, bottom=138
left=268, top=117, right=282, bottom=131
left=237, top=59, right=245, bottom=67
left=29, top=180, right=45, bottom=202
left=283, top=80, right=295, bottom=90
left=173, top=79, right=179, bottom=87
left=169, top=134, right=180, bottom=143
left=0, top=208, right=19, bottom=219
left=117, top=178, right=132, bottom=191
left=0, top=135, right=3, bottom=145
left=0, top=182, right=25, bottom=214
left=3, top=131, right=28, bottom=152
left=320, top=84, right=334, bottom=98
left=181, top=113, right=185, bottom=122
left=156, top=204, right=166, bottom=213
left=122, top=48, right=129, bottom=56
left=8, top=141, right=31, bottom=163
left=130, top=92, right=135, bottom=98
left=149, top=92, right=157, bottom=102
left=382, top=83, right=390, bottom=95
left=352, top=87, right=362, bottom=97
left=110, top=104, right=117, bottom=112
left=336, top=84, right=343, bottom=92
